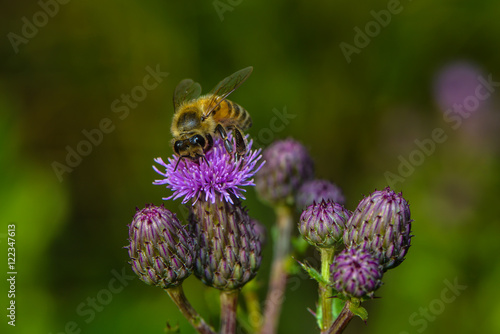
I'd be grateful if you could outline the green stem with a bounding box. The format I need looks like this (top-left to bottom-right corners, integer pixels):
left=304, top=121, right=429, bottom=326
left=260, top=205, right=293, bottom=334
left=319, top=248, right=335, bottom=331
left=242, top=285, right=262, bottom=333
left=165, top=286, right=216, bottom=334
left=220, top=290, right=239, bottom=334
left=324, top=300, right=354, bottom=334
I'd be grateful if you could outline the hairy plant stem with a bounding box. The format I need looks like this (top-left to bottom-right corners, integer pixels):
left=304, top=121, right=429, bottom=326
left=319, top=247, right=335, bottom=331
left=261, top=204, right=293, bottom=334
left=220, top=290, right=239, bottom=334
left=165, top=285, right=215, bottom=334
left=325, top=300, right=354, bottom=334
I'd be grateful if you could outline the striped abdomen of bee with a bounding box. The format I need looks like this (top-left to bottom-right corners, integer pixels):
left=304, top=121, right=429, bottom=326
left=203, top=97, right=252, bottom=155
left=205, top=97, right=252, bottom=131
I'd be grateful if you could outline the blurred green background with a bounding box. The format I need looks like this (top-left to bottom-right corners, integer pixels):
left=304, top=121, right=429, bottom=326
left=1, top=0, right=500, bottom=333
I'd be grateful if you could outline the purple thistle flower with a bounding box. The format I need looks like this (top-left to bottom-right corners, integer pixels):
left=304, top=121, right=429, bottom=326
left=153, top=134, right=264, bottom=205
left=343, top=187, right=413, bottom=271
left=255, top=138, right=314, bottom=205
left=296, top=179, right=345, bottom=209
left=190, top=200, right=262, bottom=290
left=331, top=247, right=383, bottom=299
left=126, top=204, right=196, bottom=289
left=299, top=200, right=351, bottom=249
left=433, top=61, right=487, bottom=114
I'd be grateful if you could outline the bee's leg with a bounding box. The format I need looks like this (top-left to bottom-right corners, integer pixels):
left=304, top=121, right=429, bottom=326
left=205, top=134, right=214, bottom=152
left=174, top=156, right=183, bottom=171
left=200, top=154, right=210, bottom=166
left=233, top=127, right=247, bottom=156
left=215, top=124, right=233, bottom=154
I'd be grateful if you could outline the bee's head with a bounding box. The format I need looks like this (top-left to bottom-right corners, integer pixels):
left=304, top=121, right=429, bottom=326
left=173, top=134, right=209, bottom=157
left=172, top=134, right=214, bottom=170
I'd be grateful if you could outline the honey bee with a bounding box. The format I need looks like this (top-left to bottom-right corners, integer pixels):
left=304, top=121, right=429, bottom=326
left=170, top=66, right=253, bottom=169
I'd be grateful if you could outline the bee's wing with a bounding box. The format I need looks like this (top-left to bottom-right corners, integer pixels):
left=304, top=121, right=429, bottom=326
left=173, top=79, right=202, bottom=111
left=203, top=66, right=253, bottom=119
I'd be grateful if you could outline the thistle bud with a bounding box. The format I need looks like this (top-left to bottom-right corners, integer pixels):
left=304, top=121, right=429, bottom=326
left=299, top=200, right=351, bottom=249
left=127, top=204, right=196, bottom=289
left=255, top=139, right=314, bottom=205
left=190, top=200, right=262, bottom=291
left=331, top=247, right=383, bottom=299
left=296, top=179, right=345, bottom=209
left=343, top=187, right=412, bottom=271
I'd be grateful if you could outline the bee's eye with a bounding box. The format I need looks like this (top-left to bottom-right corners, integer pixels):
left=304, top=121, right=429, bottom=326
left=174, top=141, right=183, bottom=154
left=190, top=135, right=206, bottom=147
